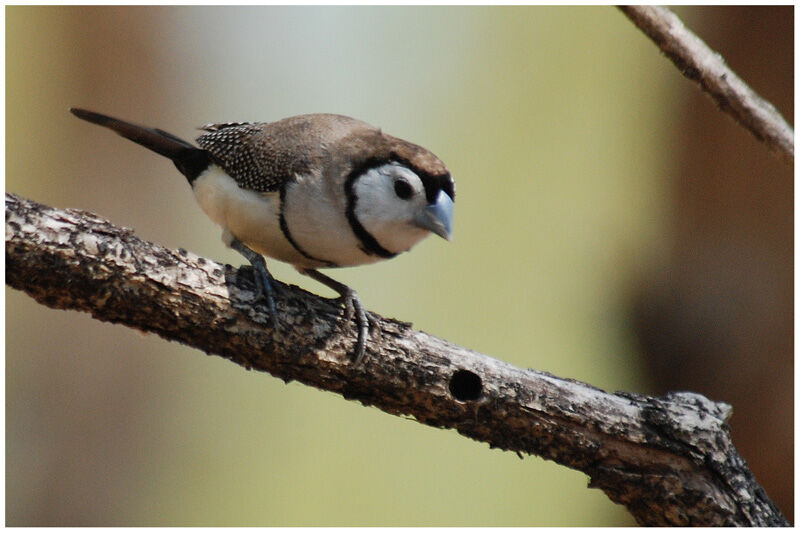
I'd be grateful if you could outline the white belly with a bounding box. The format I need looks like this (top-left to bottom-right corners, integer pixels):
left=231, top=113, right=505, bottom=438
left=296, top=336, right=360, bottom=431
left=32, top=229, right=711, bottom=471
left=191, top=166, right=378, bottom=269
left=191, top=166, right=309, bottom=266
left=281, top=173, right=380, bottom=268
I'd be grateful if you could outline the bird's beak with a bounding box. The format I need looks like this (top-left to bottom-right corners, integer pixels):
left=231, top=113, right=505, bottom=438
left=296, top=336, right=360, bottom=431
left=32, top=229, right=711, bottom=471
left=414, top=189, right=454, bottom=241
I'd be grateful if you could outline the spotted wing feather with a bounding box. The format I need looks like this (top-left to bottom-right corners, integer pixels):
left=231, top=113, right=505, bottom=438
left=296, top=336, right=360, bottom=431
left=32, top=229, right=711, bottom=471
left=196, top=122, right=313, bottom=193
left=195, top=114, right=453, bottom=199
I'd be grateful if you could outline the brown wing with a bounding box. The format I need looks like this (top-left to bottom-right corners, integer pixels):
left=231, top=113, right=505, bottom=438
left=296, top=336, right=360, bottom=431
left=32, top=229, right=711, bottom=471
left=195, top=114, right=375, bottom=193
left=195, top=113, right=453, bottom=198
left=195, top=122, right=304, bottom=193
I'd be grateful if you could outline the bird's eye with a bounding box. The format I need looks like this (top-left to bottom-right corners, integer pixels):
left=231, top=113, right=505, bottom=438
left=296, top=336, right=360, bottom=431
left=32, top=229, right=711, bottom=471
left=394, top=179, right=413, bottom=200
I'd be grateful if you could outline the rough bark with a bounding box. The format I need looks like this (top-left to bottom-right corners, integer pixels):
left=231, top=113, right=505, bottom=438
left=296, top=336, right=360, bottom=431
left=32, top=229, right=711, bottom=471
left=5, top=192, right=788, bottom=526
left=619, top=5, right=794, bottom=164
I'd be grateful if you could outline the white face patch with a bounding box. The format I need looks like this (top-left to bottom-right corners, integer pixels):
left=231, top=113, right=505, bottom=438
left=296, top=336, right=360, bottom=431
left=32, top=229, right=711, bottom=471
left=352, top=163, right=432, bottom=254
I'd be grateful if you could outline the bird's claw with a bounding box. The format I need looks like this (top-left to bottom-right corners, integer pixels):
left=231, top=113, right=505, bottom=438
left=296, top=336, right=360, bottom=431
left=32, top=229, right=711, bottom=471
left=300, top=268, right=370, bottom=365
left=251, top=264, right=279, bottom=330
left=337, top=288, right=369, bottom=366
left=231, top=239, right=280, bottom=329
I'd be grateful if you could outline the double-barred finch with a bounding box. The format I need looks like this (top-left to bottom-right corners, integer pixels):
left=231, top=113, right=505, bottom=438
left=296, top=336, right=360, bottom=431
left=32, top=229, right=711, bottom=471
left=70, top=108, right=455, bottom=364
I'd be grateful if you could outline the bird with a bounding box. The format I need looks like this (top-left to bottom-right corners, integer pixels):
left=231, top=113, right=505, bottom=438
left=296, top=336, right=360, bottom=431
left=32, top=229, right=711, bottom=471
left=69, top=108, right=455, bottom=365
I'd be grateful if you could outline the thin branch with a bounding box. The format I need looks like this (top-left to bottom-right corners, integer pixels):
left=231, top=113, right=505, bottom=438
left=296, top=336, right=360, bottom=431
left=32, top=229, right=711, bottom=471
left=5, top=192, right=788, bottom=526
left=619, top=5, right=794, bottom=164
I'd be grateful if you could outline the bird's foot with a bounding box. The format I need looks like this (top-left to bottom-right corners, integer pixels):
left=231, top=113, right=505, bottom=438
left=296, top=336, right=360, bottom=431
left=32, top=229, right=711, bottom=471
left=337, top=287, right=369, bottom=366
left=249, top=262, right=280, bottom=330
left=231, top=239, right=279, bottom=329
left=299, top=268, right=370, bottom=365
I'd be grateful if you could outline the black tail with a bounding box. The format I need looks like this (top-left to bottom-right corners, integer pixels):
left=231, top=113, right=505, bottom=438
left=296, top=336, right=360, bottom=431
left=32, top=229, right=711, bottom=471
left=70, top=108, right=210, bottom=183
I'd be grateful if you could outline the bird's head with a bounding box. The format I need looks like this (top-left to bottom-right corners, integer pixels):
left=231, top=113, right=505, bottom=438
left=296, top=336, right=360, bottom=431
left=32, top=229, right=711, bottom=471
left=349, top=159, right=454, bottom=256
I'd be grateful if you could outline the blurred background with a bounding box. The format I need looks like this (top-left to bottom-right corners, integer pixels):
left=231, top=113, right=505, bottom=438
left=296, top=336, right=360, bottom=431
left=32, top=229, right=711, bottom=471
left=6, top=6, right=792, bottom=526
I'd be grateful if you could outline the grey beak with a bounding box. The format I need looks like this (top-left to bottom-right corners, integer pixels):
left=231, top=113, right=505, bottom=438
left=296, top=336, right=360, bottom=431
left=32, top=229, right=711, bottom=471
left=414, top=189, right=454, bottom=241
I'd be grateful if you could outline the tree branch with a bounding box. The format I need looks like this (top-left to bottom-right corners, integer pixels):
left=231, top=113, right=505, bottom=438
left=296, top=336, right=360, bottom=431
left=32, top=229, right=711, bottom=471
left=5, top=192, right=788, bottom=526
left=619, top=5, right=794, bottom=164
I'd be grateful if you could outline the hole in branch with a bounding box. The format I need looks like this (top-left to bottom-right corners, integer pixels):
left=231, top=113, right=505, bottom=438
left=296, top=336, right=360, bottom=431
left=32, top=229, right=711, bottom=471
left=449, top=369, right=482, bottom=401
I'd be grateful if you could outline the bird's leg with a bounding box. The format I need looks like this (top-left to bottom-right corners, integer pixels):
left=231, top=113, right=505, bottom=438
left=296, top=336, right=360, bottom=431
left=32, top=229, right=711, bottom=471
left=230, top=238, right=279, bottom=328
left=300, top=268, right=369, bottom=365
